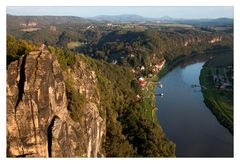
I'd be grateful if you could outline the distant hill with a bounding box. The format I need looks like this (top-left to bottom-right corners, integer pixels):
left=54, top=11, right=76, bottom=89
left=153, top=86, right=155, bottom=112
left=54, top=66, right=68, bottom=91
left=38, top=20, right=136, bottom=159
left=7, top=14, right=91, bottom=28
left=7, top=14, right=233, bottom=26
left=90, top=14, right=151, bottom=23
left=90, top=14, right=233, bottom=25
left=90, top=14, right=176, bottom=23
left=174, top=17, right=233, bottom=26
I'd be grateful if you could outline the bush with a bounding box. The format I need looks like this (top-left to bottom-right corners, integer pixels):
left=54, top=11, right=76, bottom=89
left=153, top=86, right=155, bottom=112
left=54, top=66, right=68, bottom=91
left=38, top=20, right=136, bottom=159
left=7, top=35, right=35, bottom=65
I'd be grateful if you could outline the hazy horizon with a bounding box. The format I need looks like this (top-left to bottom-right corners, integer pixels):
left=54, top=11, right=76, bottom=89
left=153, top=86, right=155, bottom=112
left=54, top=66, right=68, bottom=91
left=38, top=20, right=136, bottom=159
left=7, top=6, right=233, bottom=19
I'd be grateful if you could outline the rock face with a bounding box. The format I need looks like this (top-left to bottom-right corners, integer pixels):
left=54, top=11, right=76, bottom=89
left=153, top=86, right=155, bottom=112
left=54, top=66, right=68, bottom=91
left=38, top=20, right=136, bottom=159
left=7, top=45, right=105, bottom=157
left=209, top=36, right=222, bottom=44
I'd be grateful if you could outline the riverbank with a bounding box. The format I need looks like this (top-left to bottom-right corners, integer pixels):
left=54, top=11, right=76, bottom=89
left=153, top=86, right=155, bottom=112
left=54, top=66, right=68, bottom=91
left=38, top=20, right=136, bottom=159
left=142, top=65, right=167, bottom=123
left=142, top=55, right=190, bottom=123
left=142, top=51, right=230, bottom=124
left=199, top=64, right=233, bottom=133
left=141, top=70, right=160, bottom=121
left=156, top=61, right=233, bottom=156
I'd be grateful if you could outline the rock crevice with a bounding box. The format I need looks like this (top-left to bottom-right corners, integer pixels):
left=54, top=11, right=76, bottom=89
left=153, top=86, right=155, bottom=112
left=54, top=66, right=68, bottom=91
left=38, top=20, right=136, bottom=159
left=7, top=45, right=106, bottom=157
left=15, top=54, right=27, bottom=110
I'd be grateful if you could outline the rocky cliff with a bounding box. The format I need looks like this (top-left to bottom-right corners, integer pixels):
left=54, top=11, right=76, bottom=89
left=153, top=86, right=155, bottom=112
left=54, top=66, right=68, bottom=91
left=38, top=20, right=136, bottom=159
left=7, top=45, right=105, bottom=157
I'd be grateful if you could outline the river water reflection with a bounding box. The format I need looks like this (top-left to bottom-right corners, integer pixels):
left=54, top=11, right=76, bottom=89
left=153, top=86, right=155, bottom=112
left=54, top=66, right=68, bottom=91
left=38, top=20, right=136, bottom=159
left=156, top=61, right=233, bottom=157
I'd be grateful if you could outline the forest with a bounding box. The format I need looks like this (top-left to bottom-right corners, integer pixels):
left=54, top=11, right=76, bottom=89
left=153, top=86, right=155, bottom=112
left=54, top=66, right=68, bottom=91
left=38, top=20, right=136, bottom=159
left=7, top=35, right=176, bottom=157
left=7, top=15, right=233, bottom=77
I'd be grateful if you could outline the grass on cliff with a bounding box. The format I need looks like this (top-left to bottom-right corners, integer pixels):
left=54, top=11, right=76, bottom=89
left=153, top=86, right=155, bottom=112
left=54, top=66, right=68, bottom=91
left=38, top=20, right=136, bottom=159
left=65, top=80, right=87, bottom=123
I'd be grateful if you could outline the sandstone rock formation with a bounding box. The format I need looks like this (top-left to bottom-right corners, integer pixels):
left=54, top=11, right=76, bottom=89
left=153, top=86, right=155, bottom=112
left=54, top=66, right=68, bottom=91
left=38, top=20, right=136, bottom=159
left=7, top=45, right=105, bottom=157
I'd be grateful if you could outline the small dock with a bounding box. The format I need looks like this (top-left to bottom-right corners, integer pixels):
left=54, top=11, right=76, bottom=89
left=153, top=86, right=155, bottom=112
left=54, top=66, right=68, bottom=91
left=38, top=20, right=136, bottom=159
left=155, top=93, right=164, bottom=96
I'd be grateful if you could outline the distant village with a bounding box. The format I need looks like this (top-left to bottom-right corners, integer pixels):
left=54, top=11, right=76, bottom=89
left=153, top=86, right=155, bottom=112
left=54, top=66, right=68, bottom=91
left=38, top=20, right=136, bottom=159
left=211, top=66, right=233, bottom=90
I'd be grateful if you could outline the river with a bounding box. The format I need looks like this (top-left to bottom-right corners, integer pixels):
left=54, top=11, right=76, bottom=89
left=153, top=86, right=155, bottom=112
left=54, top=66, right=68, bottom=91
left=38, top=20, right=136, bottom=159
left=156, top=61, right=233, bottom=157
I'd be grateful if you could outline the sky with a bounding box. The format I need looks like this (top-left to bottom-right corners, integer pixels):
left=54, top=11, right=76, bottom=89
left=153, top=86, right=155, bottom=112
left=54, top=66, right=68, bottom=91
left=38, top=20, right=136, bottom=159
left=7, top=6, right=233, bottom=19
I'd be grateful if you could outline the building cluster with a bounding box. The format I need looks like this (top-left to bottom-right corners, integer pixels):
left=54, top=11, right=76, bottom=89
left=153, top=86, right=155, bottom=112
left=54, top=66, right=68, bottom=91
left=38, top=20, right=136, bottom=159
left=20, top=22, right=37, bottom=27
left=86, top=25, right=95, bottom=30
left=184, top=38, right=202, bottom=47
left=138, top=77, right=147, bottom=88
left=106, top=23, right=119, bottom=27
left=49, top=26, right=57, bottom=32
left=138, top=59, right=166, bottom=89
left=150, top=59, right=166, bottom=74
left=212, top=66, right=233, bottom=90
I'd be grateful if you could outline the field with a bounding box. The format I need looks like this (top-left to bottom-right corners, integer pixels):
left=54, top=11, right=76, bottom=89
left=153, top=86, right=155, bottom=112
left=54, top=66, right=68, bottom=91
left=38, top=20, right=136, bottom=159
left=142, top=75, right=157, bottom=122
left=158, top=23, right=193, bottom=28
left=67, top=41, right=83, bottom=49
left=20, top=28, right=40, bottom=32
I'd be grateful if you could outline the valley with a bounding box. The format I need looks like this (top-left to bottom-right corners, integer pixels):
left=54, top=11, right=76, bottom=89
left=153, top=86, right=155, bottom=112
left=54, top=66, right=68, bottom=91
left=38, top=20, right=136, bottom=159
left=6, top=11, right=233, bottom=157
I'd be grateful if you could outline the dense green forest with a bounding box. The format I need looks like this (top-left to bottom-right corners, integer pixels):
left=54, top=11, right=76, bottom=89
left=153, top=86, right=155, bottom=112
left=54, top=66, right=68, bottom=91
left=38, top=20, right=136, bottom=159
left=7, top=35, right=176, bottom=157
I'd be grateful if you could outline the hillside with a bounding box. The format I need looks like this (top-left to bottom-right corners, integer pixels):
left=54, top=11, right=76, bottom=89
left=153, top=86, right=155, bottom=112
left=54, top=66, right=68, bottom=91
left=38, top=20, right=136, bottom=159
left=7, top=14, right=91, bottom=27
left=7, top=15, right=233, bottom=78
left=81, top=29, right=232, bottom=77
left=7, top=36, right=175, bottom=157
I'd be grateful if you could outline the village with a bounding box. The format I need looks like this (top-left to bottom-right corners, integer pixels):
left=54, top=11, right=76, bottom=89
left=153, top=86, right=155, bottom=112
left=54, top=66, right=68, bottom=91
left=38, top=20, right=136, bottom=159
left=211, top=66, right=233, bottom=90
left=137, top=58, right=165, bottom=99
left=134, top=58, right=166, bottom=121
left=138, top=58, right=165, bottom=89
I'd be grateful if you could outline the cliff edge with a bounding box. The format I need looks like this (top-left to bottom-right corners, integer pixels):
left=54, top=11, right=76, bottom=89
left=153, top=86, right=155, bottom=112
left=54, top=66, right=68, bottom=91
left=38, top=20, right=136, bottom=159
left=7, top=45, right=105, bottom=157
